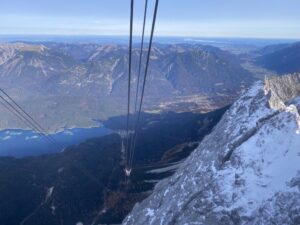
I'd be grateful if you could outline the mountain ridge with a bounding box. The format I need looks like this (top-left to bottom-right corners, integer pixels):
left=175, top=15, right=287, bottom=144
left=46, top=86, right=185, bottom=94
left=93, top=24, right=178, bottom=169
left=123, top=74, right=300, bottom=225
left=256, top=42, right=300, bottom=74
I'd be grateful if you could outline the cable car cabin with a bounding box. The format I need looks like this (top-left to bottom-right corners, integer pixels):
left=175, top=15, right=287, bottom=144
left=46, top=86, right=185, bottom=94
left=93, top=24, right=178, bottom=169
left=124, top=167, right=132, bottom=177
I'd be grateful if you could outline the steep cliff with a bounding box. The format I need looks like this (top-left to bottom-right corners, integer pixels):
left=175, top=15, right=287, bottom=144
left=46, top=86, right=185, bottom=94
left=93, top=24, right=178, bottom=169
left=123, top=74, right=300, bottom=225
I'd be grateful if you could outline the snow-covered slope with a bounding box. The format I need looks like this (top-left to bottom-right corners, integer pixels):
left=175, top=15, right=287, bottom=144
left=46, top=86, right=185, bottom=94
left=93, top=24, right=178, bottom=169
left=123, top=74, right=300, bottom=225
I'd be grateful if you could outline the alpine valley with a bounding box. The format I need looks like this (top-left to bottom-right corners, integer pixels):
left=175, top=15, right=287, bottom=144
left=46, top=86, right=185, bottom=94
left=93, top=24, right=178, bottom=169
left=0, top=41, right=254, bottom=131
left=0, top=37, right=300, bottom=225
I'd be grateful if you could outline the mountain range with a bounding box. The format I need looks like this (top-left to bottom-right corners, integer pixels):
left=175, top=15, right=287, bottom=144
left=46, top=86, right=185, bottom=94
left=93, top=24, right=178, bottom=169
left=1, top=39, right=300, bottom=225
left=256, top=42, right=300, bottom=74
left=0, top=42, right=254, bottom=131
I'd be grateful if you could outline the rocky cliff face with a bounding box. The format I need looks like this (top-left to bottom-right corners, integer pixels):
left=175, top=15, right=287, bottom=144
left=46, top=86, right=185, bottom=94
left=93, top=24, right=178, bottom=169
left=264, top=73, right=300, bottom=109
left=264, top=73, right=300, bottom=132
left=123, top=74, right=300, bottom=225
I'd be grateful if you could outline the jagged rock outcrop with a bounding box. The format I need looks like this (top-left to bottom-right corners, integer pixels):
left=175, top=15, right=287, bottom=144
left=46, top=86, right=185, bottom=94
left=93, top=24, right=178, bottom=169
left=265, top=73, right=300, bottom=133
left=264, top=73, right=300, bottom=109
left=123, top=75, right=300, bottom=225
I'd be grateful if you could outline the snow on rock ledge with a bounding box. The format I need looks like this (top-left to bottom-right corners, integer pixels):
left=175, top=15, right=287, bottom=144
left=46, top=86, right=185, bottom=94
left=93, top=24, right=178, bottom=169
left=123, top=78, right=300, bottom=225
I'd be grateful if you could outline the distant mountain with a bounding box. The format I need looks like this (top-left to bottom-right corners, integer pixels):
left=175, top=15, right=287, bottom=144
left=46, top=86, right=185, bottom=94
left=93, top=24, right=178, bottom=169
left=0, top=43, right=76, bottom=94
left=123, top=74, right=300, bottom=225
left=256, top=42, right=300, bottom=74
left=53, top=43, right=254, bottom=96
left=0, top=42, right=254, bottom=131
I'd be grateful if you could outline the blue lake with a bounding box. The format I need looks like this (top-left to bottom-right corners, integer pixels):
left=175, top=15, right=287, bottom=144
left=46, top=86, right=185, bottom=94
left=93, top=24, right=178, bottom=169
left=0, top=126, right=111, bottom=158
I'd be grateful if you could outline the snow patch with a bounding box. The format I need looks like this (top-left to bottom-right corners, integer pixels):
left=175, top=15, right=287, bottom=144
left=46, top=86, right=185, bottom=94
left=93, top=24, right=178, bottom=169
left=145, top=208, right=155, bottom=217
left=44, top=186, right=54, bottom=203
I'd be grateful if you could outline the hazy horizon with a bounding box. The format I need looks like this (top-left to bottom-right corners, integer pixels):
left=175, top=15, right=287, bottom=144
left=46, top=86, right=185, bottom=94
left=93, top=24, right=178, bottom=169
left=1, top=0, right=300, bottom=39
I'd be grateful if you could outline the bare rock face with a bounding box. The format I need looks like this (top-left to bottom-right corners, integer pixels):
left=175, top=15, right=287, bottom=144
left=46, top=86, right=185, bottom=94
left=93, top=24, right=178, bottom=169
left=264, top=73, right=300, bottom=109
left=123, top=75, right=300, bottom=225
left=264, top=73, right=300, bottom=132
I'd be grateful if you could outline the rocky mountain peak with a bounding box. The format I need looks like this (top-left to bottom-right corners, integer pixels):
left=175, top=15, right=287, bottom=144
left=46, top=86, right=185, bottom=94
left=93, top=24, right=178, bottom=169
left=0, top=43, right=45, bottom=65
left=123, top=75, right=300, bottom=225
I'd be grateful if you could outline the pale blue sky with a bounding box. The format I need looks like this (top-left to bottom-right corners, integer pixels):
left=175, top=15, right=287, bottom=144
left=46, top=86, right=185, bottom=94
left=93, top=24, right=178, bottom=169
left=0, top=0, right=300, bottom=38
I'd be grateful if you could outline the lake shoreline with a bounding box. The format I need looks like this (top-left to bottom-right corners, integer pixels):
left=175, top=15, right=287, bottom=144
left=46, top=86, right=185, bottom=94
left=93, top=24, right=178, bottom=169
left=0, top=125, right=112, bottom=158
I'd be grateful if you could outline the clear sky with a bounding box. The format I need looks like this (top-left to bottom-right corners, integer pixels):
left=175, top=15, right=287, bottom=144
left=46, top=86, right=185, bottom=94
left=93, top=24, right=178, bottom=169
left=0, top=0, right=300, bottom=38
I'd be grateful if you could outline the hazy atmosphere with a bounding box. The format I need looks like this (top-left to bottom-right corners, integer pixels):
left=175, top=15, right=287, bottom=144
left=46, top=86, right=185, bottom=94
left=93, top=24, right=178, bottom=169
left=0, top=1, right=299, bottom=225
left=1, top=0, right=300, bottom=38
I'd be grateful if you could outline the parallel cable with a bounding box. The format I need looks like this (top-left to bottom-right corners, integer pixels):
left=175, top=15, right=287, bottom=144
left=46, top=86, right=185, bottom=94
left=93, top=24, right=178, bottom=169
left=0, top=94, right=60, bottom=148
left=129, top=0, right=159, bottom=167
left=125, top=0, right=134, bottom=168
left=0, top=97, right=34, bottom=129
left=0, top=88, right=59, bottom=145
left=0, top=91, right=105, bottom=188
left=133, top=0, right=148, bottom=114
left=129, top=0, right=149, bottom=166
